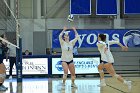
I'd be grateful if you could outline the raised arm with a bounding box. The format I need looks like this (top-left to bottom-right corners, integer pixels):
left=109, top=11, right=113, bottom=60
left=109, top=40, right=128, bottom=51
left=71, top=27, right=79, bottom=45
left=59, top=26, right=67, bottom=44
left=72, top=27, right=78, bottom=36
left=117, top=42, right=128, bottom=51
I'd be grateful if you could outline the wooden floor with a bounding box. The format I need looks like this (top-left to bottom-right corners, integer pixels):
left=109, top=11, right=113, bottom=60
left=0, top=77, right=140, bottom=93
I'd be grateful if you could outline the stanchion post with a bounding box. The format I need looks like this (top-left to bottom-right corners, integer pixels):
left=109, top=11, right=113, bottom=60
left=16, top=37, right=22, bottom=82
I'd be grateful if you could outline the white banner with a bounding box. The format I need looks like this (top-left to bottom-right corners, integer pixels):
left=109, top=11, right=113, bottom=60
left=52, top=57, right=100, bottom=74
left=3, top=58, right=48, bottom=75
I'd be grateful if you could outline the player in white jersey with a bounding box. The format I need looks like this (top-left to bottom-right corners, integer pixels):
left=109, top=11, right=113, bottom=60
left=59, top=26, right=79, bottom=89
left=0, top=34, right=8, bottom=91
left=96, top=34, right=131, bottom=91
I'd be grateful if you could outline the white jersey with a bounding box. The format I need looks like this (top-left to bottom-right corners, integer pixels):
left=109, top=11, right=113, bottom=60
left=96, top=40, right=120, bottom=63
left=59, top=33, right=79, bottom=62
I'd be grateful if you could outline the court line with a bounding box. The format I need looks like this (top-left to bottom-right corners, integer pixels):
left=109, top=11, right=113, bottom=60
left=106, top=84, right=127, bottom=93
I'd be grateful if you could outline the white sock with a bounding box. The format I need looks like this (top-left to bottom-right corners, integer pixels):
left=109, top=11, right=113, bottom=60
left=101, top=79, right=105, bottom=83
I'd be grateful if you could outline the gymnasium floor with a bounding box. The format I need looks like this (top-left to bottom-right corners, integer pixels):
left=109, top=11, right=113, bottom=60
left=0, top=77, right=140, bottom=93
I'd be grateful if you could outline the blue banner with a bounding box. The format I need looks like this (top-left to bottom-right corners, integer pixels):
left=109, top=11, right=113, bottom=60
left=96, top=0, right=117, bottom=15
left=124, top=0, right=140, bottom=14
left=52, top=29, right=140, bottom=48
left=70, top=0, right=91, bottom=15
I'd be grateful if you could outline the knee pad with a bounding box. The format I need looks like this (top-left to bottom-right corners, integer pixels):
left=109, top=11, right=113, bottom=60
left=63, top=74, right=67, bottom=79
left=113, top=74, right=119, bottom=79
left=0, top=74, right=6, bottom=79
left=98, top=70, right=104, bottom=73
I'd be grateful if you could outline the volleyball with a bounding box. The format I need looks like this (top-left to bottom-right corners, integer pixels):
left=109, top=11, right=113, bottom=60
left=67, top=14, right=74, bottom=22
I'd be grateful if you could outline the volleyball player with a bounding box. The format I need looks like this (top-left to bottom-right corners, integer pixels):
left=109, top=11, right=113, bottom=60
left=96, top=34, right=131, bottom=91
left=0, top=34, right=8, bottom=91
left=59, top=26, right=79, bottom=89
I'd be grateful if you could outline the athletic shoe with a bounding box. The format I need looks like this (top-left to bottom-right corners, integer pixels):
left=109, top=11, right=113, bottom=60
left=71, top=83, right=77, bottom=88
left=1, top=85, right=8, bottom=90
left=0, top=86, right=7, bottom=91
left=98, top=79, right=106, bottom=87
left=126, top=81, right=132, bottom=92
left=58, top=82, right=65, bottom=90
left=9, top=76, right=12, bottom=79
left=97, top=82, right=106, bottom=87
left=58, top=82, right=65, bottom=86
left=61, top=83, right=65, bottom=90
